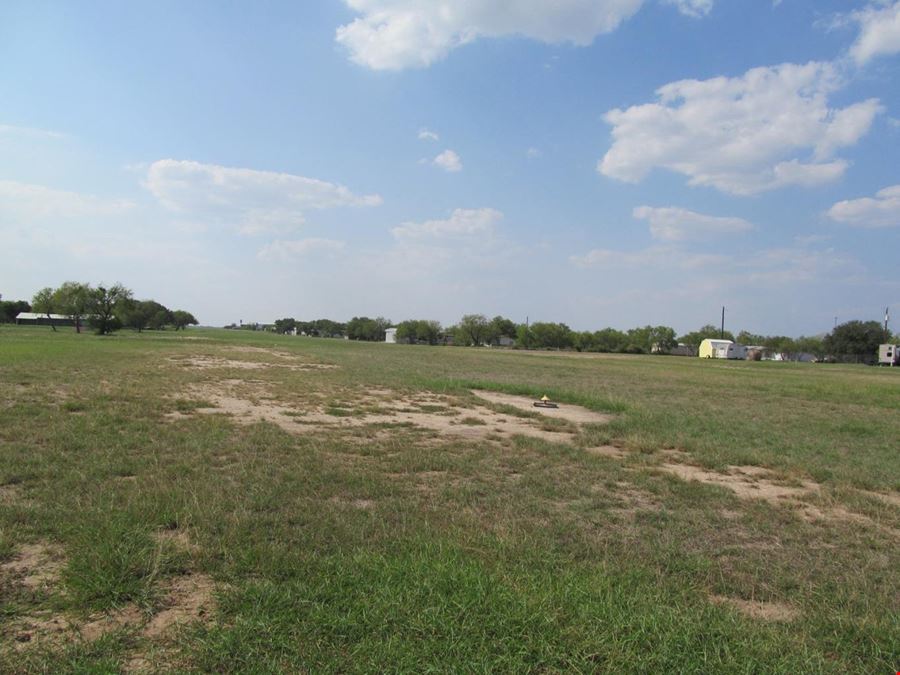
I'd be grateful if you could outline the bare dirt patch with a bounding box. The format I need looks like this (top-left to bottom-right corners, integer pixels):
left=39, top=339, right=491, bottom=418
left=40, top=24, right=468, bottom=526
left=168, top=355, right=338, bottom=372
left=143, top=574, right=216, bottom=639
left=1, top=542, right=64, bottom=590
left=179, top=382, right=579, bottom=444
left=0, top=483, right=25, bottom=505
left=470, top=390, right=613, bottom=425
left=710, top=595, right=799, bottom=622
left=659, top=463, right=895, bottom=532
left=660, top=463, right=818, bottom=503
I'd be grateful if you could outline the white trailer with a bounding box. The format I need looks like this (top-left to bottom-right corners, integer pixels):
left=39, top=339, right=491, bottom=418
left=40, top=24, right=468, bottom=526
left=878, top=344, right=899, bottom=366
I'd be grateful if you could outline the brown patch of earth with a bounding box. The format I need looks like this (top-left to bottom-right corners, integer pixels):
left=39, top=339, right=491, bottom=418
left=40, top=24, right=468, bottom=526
left=0, top=542, right=64, bottom=590
left=168, top=356, right=337, bottom=371
left=660, top=463, right=895, bottom=533
left=660, top=463, right=818, bottom=503
left=710, top=595, right=799, bottom=622
left=143, top=574, right=216, bottom=638
left=0, top=483, right=24, bottom=505
left=470, top=390, right=613, bottom=425
left=179, top=382, right=578, bottom=444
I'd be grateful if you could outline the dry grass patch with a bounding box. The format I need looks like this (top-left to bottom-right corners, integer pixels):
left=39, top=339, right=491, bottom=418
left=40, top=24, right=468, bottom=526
left=710, top=595, right=800, bottom=622
left=470, top=390, right=614, bottom=425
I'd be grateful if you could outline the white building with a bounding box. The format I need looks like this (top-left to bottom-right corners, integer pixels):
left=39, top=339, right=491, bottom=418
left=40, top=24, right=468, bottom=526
left=384, top=327, right=397, bottom=344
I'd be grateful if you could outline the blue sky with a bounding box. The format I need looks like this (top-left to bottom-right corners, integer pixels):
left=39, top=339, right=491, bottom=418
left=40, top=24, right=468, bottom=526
left=2, top=0, right=899, bottom=335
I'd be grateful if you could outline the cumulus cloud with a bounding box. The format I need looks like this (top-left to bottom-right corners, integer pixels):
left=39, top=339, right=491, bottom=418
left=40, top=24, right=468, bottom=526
left=257, top=238, right=346, bottom=260
left=418, top=128, right=439, bottom=141
left=0, top=180, right=134, bottom=219
left=391, top=207, right=501, bottom=239
left=598, top=61, right=882, bottom=195
left=144, top=159, right=381, bottom=234
left=664, top=0, right=713, bottom=18
left=336, top=0, right=646, bottom=70
left=633, top=205, right=753, bottom=241
left=432, top=149, right=463, bottom=172
left=827, top=185, right=900, bottom=227
left=849, top=1, right=900, bottom=65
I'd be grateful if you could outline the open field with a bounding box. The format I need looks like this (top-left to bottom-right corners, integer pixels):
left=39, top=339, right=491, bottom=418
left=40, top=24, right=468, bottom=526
left=1, top=325, right=898, bottom=672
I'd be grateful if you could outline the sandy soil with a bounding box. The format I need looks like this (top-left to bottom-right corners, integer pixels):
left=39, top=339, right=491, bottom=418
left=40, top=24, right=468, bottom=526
left=470, top=390, right=614, bottom=424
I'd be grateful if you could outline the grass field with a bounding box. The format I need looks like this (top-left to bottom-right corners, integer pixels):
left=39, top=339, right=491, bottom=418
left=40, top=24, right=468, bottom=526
left=1, top=325, right=898, bottom=673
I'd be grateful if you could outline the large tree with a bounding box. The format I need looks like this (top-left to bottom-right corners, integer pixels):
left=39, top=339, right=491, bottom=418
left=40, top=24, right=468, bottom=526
left=88, top=284, right=132, bottom=335
left=679, top=324, right=735, bottom=347
left=456, top=314, right=489, bottom=346
left=31, top=287, right=57, bottom=331
left=53, top=281, right=92, bottom=333
left=824, top=320, right=889, bottom=362
left=171, top=310, right=198, bottom=331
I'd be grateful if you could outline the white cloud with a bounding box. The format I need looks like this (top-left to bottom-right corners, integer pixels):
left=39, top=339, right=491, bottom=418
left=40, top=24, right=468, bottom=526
left=0, top=180, right=134, bottom=219
left=336, top=0, right=645, bottom=70
left=598, top=61, right=882, bottom=195
left=391, top=207, right=501, bottom=239
left=0, top=124, right=66, bottom=139
left=418, top=128, right=439, bottom=141
left=257, top=238, right=346, bottom=260
left=526, top=147, right=542, bottom=158
left=665, top=0, right=713, bottom=18
left=570, top=245, right=727, bottom=270
left=432, top=149, right=462, bottom=172
left=827, top=184, right=900, bottom=227
left=633, top=205, right=753, bottom=241
left=849, top=1, right=900, bottom=65
left=144, top=159, right=382, bottom=235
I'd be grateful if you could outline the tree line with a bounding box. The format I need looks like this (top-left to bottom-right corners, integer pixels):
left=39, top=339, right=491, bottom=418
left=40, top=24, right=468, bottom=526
left=4, top=282, right=198, bottom=335
left=269, top=312, right=895, bottom=360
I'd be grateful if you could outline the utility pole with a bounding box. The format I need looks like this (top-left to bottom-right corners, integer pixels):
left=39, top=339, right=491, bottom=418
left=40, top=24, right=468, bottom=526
left=885, top=307, right=890, bottom=334
left=720, top=306, right=725, bottom=340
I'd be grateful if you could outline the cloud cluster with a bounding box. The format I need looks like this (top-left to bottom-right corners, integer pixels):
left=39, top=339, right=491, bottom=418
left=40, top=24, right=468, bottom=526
left=432, top=149, right=463, bottom=172
left=633, top=205, right=753, bottom=241
left=598, top=61, right=882, bottom=195
left=391, top=207, right=501, bottom=239
left=257, top=238, right=346, bottom=260
left=336, top=0, right=646, bottom=70
left=849, top=1, right=900, bottom=65
left=664, top=0, right=713, bottom=19
left=0, top=180, right=134, bottom=219
left=144, top=160, right=381, bottom=234
left=827, top=184, right=900, bottom=227
left=418, top=128, right=439, bottom=141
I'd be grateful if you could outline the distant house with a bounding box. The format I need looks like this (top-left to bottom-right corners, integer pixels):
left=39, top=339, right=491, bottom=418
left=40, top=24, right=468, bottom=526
left=15, top=312, right=76, bottom=327
left=699, top=339, right=746, bottom=360
left=497, top=336, right=515, bottom=347
left=385, top=327, right=397, bottom=344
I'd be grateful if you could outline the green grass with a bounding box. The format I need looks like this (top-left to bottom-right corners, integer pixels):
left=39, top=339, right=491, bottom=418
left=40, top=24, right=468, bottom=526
left=0, top=325, right=898, bottom=672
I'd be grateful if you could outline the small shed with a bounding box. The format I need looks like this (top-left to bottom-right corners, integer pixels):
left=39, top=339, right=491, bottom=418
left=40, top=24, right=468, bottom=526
left=699, top=339, right=746, bottom=360
left=384, top=327, right=397, bottom=344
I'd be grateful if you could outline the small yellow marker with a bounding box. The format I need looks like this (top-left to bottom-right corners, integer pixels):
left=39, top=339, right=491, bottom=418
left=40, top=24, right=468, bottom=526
left=534, top=394, right=558, bottom=409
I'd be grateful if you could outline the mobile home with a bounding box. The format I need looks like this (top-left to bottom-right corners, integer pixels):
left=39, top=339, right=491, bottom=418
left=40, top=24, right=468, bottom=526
left=699, top=339, right=746, bottom=360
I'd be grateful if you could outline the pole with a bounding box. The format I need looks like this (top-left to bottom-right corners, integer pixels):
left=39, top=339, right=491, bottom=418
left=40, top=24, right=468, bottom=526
left=720, top=306, right=725, bottom=340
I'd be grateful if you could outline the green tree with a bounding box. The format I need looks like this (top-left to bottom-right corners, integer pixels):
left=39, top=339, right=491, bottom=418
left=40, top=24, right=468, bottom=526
left=123, top=300, right=168, bottom=332
left=274, top=317, right=297, bottom=334
left=31, top=287, right=57, bottom=331
left=456, top=314, right=489, bottom=346
left=591, top=328, right=627, bottom=353
left=172, top=310, right=198, bottom=331
left=530, top=322, right=573, bottom=350
left=0, top=300, right=31, bottom=323
left=679, top=324, right=735, bottom=347
left=53, top=281, right=92, bottom=333
left=824, top=320, right=889, bottom=362
left=88, top=283, right=132, bottom=335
